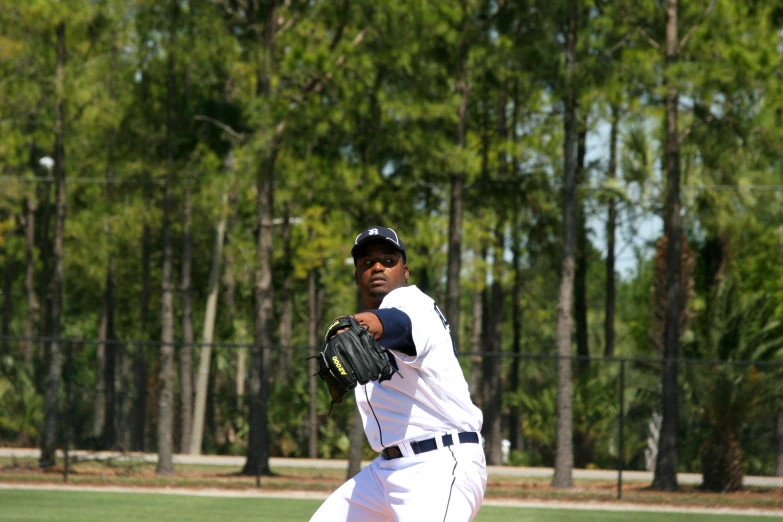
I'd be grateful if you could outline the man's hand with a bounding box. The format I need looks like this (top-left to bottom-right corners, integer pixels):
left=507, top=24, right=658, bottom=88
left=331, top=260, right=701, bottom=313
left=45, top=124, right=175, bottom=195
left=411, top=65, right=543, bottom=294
left=323, top=312, right=384, bottom=341
left=314, top=316, right=396, bottom=409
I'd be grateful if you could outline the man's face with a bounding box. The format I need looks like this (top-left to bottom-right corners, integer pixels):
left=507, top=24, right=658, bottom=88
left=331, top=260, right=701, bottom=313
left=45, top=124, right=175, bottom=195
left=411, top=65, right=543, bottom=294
left=354, top=241, right=409, bottom=306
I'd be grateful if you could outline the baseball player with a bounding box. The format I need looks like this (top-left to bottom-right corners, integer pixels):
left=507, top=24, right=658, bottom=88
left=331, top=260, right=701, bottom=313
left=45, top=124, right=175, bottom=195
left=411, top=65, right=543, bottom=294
left=310, top=226, right=486, bottom=522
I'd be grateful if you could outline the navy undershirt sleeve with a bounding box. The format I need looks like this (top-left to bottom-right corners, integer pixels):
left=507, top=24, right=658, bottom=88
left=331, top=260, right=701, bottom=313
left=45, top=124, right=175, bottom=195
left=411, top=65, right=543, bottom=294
left=369, top=308, right=416, bottom=356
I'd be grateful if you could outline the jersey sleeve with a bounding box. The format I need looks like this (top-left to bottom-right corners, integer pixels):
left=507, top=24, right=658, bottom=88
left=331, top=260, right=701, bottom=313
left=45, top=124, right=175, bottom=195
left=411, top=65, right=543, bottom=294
left=370, top=308, right=416, bottom=356
left=377, top=287, right=443, bottom=362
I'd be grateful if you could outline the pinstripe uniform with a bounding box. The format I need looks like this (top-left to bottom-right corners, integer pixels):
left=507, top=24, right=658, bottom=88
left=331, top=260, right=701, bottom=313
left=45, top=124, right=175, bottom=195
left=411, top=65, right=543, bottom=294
left=310, top=281, right=486, bottom=522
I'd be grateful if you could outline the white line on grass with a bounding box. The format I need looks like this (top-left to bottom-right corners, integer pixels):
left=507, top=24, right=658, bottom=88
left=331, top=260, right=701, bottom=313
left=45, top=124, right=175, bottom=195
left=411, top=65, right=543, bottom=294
left=2, top=483, right=782, bottom=518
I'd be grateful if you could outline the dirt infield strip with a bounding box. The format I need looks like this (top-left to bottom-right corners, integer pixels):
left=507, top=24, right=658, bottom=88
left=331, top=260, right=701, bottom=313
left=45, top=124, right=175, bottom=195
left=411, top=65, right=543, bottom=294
left=2, top=483, right=782, bottom=518
left=2, top=449, right=781, bottom=487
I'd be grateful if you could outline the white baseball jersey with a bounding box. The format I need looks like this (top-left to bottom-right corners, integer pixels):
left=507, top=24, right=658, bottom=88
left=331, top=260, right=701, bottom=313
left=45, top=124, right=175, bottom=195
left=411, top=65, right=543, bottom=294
left=310, top=284, right=487, bottom=522
left=356, top=285, right=483, bottom=452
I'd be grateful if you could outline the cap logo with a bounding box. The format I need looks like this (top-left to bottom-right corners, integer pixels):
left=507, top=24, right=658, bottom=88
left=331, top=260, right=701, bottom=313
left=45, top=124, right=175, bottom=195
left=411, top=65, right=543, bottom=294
left=368, top=228, right=378, bottom=235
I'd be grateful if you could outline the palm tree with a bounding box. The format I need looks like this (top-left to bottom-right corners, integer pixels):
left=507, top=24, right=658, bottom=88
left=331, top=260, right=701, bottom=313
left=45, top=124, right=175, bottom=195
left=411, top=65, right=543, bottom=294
left=689, top=283, right=783, bottom=492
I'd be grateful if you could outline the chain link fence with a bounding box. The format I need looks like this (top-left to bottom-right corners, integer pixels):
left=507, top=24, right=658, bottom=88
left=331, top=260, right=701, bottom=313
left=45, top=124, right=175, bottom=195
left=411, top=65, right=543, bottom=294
left=486, top=353, right=783, bottom=495
left=1, top=336, right=782, bottom=497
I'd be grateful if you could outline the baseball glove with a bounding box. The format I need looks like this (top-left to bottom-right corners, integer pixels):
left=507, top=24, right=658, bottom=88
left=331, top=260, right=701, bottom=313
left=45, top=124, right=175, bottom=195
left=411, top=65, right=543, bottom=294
left=312, top=315, right=397, bottom=410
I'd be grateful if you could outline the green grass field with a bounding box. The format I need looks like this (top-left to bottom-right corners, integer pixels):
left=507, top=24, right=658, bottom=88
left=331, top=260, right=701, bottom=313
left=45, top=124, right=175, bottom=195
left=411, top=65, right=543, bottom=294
left=0, top=490, right=772, bottom=522
left=3, top=456, right=782, bottom=512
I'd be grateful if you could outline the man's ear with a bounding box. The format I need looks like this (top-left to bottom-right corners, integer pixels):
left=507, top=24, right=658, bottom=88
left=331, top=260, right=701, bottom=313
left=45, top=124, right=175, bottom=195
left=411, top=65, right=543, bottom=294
left=404, top=264, right=409, bottom=282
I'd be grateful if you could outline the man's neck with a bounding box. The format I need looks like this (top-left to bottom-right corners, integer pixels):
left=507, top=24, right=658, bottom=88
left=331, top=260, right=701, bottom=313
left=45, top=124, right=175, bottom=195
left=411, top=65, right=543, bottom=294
left=363, top=284, right=411, bottom=310
left=363, top=298, right=383, bottom=311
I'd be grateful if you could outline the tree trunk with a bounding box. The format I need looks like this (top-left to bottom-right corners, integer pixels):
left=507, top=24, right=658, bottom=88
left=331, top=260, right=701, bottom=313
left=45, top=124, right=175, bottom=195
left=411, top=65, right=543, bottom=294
left=604, top=104, right=620, bottom=358
left=108, top=52, right=131, bottom=450
left=206, top=350, right=218, bottom=448
left=469, top=249, right=487, bottom=406
left=1, top=254, right=13, bottom=356
left=116, top=341, right=132, bottom=451
left=446, top=32, right=470, bottom=353
left=190, top=190, right=227, bottom=455
left=235, top=346, right=246, bottom=404
left=23, top=183, right=38, bottom=365
left=222, top=153, right=245, bottom=405
left=508, top=211, right=524, bottom=452
left=157, top=14, right=178, bottom=473
left=99, top=50, right=121, bottom=451
left=447, top=175, right=465, bottom=353
left=416, top=245, right=431, bottom=296
left=278, top=201, right=294, bottom=386
left=243, top=147, right=276, bottom=476
left=307, top=266, right=323, bottom=458
left=346, top=287, right=365, bottom=477
left=573, top=119, right=592, bottom=468
left=20, top=141, right=40, bottom=364
left=574, top=120, right=589, bottom=365
left=36, top=169, right=52, bottom=345
left=157, top=178, right=176, bottom=474
left=101, top=260, right=117, bottom=449
left=347, top=407, right=365, bottom=479
left=484, top=82, right=506, bottom=462
left=552, top=0, right=578, bottom=489
left=243, top=0, right=277, bottom=478
left=468, top=290, right=483, bottom=405
left=40, top=22, right=67, bottom=471
left=652, top=236, right=695, bottom=354
left=652, top=0, right=682, bottom=492
left=702, top=236, right=727, bottom=293
left=131, top=48, right=155, bottom=452
left=776, top=411, right=783, bottom=477
left=235, top=348, right=246, bottom=404
left=180, top=186, right=194, bottom=454
left=700, top=429, right=743, bottom=492
left=94, top=306, right=107, bottom=440
left=507, top=85, right=524, bottom=452
left=482, top=225, right=505, bottom=466
left=100, top=152, right=118, bottom=450
left=131, top=186, right=152, bottom=452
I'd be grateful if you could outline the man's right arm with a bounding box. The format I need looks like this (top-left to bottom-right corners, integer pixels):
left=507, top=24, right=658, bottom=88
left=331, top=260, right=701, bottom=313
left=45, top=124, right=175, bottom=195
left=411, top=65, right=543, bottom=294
left=354, top=309, right=416, bottom=356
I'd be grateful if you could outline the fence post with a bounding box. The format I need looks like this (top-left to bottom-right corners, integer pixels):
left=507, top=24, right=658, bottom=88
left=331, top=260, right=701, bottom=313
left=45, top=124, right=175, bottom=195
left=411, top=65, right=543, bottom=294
left=617, top=358, right=625, bottom=500
left=63, top=339, right=73, bottom=483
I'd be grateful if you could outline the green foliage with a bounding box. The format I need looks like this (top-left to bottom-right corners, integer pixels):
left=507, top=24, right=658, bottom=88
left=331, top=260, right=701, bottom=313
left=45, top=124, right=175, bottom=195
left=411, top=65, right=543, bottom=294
left=0, top=359, right=44, bottom=445
left=688, top=285, right=783, bottom=422
left=684, top=282, right=783, bottom=482
left=0, top=0, right=782, bottom=475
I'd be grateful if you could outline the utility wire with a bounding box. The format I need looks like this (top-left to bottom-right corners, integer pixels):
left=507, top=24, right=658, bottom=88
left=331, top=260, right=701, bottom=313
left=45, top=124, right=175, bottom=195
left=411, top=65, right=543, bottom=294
left=4, top=175, right=783, bottom=192
left=579, top=183, right=783, bottom=192
left=0, top=176, right=181, bottom=185
left=681, top=184, right=783, bottom=192
left=2, top=335, right=781, bottom=367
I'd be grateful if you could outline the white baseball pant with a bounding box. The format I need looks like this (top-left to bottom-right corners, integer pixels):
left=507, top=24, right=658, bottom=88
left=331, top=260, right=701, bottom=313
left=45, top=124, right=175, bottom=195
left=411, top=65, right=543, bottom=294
left=309, top=442, right=487, bottom=522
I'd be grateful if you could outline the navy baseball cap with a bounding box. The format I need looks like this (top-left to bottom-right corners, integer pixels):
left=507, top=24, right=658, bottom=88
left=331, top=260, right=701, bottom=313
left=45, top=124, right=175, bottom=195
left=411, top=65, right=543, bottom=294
left=351, top=226, right=407, bottom=263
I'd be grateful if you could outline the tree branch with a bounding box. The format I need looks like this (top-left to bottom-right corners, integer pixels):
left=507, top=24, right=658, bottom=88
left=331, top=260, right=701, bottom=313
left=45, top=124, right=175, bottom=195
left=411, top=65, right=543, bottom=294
left=273, top=26, right=367, bottom=145
left=297, top=27, right=367, bottom=97
left=678, top=114, right=739, bottom=145
left=635, top=26, right=662, bottom=52
left=607, top=29, right=634, bottom=56
left=277, top=10, right=302, bottom=36
left=328, top=0, right=351, bottom=52
left=277, top=0, right=312, bottom=37
left=679, top=0, right=718, bottom=51
left=194, top=115, right=245, bottom=142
